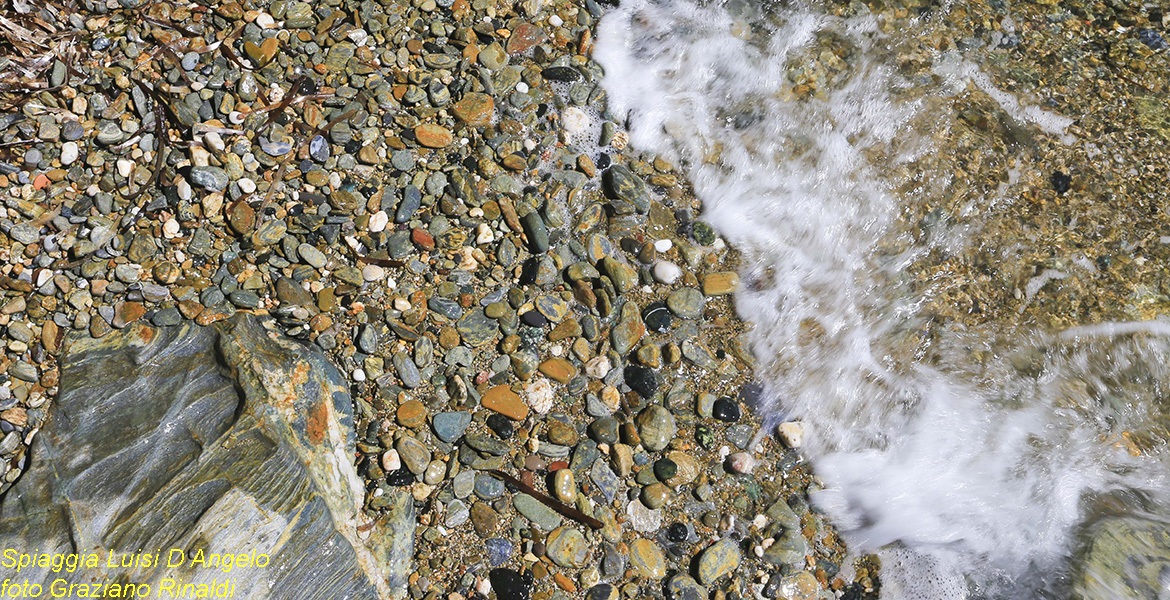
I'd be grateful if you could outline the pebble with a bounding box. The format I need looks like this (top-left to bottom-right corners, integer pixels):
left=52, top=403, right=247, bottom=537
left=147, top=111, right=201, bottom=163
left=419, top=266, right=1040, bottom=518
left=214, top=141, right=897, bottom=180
left=513, top=493, right=563, bottom=530
left=666, top=288, right=704, bottom=319
left=545, top=526, right=588, bottom=567
left=696, top=539, right=742, bottom=585
left=432, top=411, right=472, bottom=443
left=712, top=398, right=742, bottom=422
left=629, top=539, right=667, bottom=578
left=777, top=421, right=804, bottom=448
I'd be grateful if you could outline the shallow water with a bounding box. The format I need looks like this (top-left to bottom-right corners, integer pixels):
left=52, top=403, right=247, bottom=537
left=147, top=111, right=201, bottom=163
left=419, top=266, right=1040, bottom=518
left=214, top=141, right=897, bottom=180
left=594, top=0, right=1170, bottom=597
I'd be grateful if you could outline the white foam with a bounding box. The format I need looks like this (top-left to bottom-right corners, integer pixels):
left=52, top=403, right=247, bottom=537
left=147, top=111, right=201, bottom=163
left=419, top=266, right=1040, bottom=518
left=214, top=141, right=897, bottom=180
left=595, top=1, right=1170, bottom=598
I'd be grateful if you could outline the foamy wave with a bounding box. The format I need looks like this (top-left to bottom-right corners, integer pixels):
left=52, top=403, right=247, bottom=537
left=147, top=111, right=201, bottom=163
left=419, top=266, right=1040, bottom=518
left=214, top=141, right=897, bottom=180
left=595, top=0, right=1170, bottom=597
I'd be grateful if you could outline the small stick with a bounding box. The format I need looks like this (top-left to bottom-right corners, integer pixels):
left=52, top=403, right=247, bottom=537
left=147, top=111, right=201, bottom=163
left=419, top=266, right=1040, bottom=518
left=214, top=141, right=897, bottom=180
left=488, top=469, right=604, bottom=529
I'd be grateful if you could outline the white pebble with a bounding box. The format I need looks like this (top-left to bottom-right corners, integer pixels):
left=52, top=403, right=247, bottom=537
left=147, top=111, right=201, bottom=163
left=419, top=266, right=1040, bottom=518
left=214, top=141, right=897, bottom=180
left=469, top=207, right=484, bottom=218
left=176, top=180, right=192, bottom=201
left=476, top=223, right=494, bottom=244
left=584, top=355, right=611, bottom=379
left=653, top=261, right=682, bottom=284
left=516, top=82, right=529, bottom=94
left=394, top=297, right=412, bottom=311
left=549, top=15, right=563, bottom=26
left=526, top=378, right=554, bottom=414
left=362, top=264, right=385, bottom=281
left=353, top=368, right=366, bottom=382
left=35, top=269, right=52, bottom=287
left=228, top=111, right=246, bottom=125
left=238, top=178, right=257, bottom=194
left=369, top=210, right=389, bottom=233
left=116, top=159, right=134, bottom=178
left=255, top=13, right=275, bottom=28
left=348, top=29, right=369, bottom=45
left=162, top=218, right=181, bottom=238
left=60, top=142, right=79, bottom=165
left=654, top=239, right=673, bottom=252
left=204, top=131, right=225, bottom=152
left=381, top=449, right=401, bottom=472
left=777, top=421, right=804, bottom=448
left=561, top=106, right=589, bottom=136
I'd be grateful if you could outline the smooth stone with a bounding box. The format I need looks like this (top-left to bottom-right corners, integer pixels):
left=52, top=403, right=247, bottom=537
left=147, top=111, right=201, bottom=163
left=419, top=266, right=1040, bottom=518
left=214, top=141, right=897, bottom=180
left=453, top=93, right=494, bottom=127
left=635, top=405, right=675, bottom=452
left=666, top=575, right=706, bottom=600
left=553, top=468, right=575, bottom=504
left=475, top=473, right=505, bottom=499
left=629, top=539, right=667, bottom=579
left=432, top=411, right=472, bottom=443
left=513, top=493, right=562, bottom=530
left=485, top=538, right=514, bottom=567
left=188, top=166, right=228, bottom=191
left=590, top=459, right=621, bottom=503
left=483, top=385, right=528, bottom=420
left=394, top=353, right=421, bottom=388
left=415, top=124, right=453, bottom=148
left=546, top=526, right=588, bottom=568
left=465, top=432, right=510, bottom=456
left=522, top=212, right=549, bottom=253
left=713, top=398, right=742, bottom=422
left=702, top=271, right=740, bottom=296
left=457, top=309, right=498, bottom=347
left=602, top=164, right=650, bottom=213
left=396, top=436, right=431, bottom=474
left=666, top=288, right=704, bottom=319
left=489, top=568, right=531, bottom=600
left=696, top=539, right=741, bottom=584
left=624, top=365, right=659, bottom=399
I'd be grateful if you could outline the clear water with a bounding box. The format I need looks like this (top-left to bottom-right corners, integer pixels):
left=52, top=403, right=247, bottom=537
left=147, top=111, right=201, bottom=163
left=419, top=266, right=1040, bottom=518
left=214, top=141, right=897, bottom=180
left=594, top=0, right=1170, bottom=597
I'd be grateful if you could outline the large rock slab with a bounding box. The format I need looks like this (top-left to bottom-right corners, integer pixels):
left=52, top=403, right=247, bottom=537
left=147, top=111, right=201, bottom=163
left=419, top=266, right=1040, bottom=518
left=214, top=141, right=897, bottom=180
left=0, top=316, right=412, bottom=599
left=1072, top=516, right=1170, bottom=600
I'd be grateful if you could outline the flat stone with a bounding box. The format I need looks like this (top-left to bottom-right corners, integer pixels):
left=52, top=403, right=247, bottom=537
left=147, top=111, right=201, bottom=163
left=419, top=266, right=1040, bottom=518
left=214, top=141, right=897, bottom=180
left=0, top=317, right=414, bottom=598
left=696, top=539, right=741, bottom=585
left=453, top=93, right=494, bottom=127
left=546, top=526, right=588, bottom=568
left=629, top=539, right=667, bottom=579
left=457, top=308, right=498, bottom=347
left=482, top=385, right=528, bottom=420
left=432, top=411, right=472, bottom=443
left=666, top=288, right=704, bottom=319
left=513, top=493, right=562, bottom=530
left=539, top=358, right=577, bottom=383
left=702, top=271, right=740, bottom=296
left=415, top=124, right=453, bottom=148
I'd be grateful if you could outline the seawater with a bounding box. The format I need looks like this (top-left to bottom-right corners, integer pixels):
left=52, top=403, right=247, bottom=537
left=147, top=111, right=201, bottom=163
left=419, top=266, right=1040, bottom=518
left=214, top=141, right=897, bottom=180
left=594, top=0, right=1170, bottom=597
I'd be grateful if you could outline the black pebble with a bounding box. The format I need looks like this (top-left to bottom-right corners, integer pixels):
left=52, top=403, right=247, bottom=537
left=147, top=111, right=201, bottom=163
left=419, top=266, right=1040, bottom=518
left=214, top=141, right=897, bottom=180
left=489, top=568, right=532, bottom=600
left=487, top=413, right=514, bottom=439
left=385, top=468, right=416, bottom=486
left=642, top=301, right=672, bottom=333
left=521, top=310, right=547, bottom=327
left=624, top=365, right=660, bottom=399
left=1051, top=170, right=1071, bottom=195
left=667, top=522, right=688, bottom=542
left=596, top=153, right=611, bottom=170
left=542, top=66, right=581, bottom=82
left=712, top=397, right=741, bottom=422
